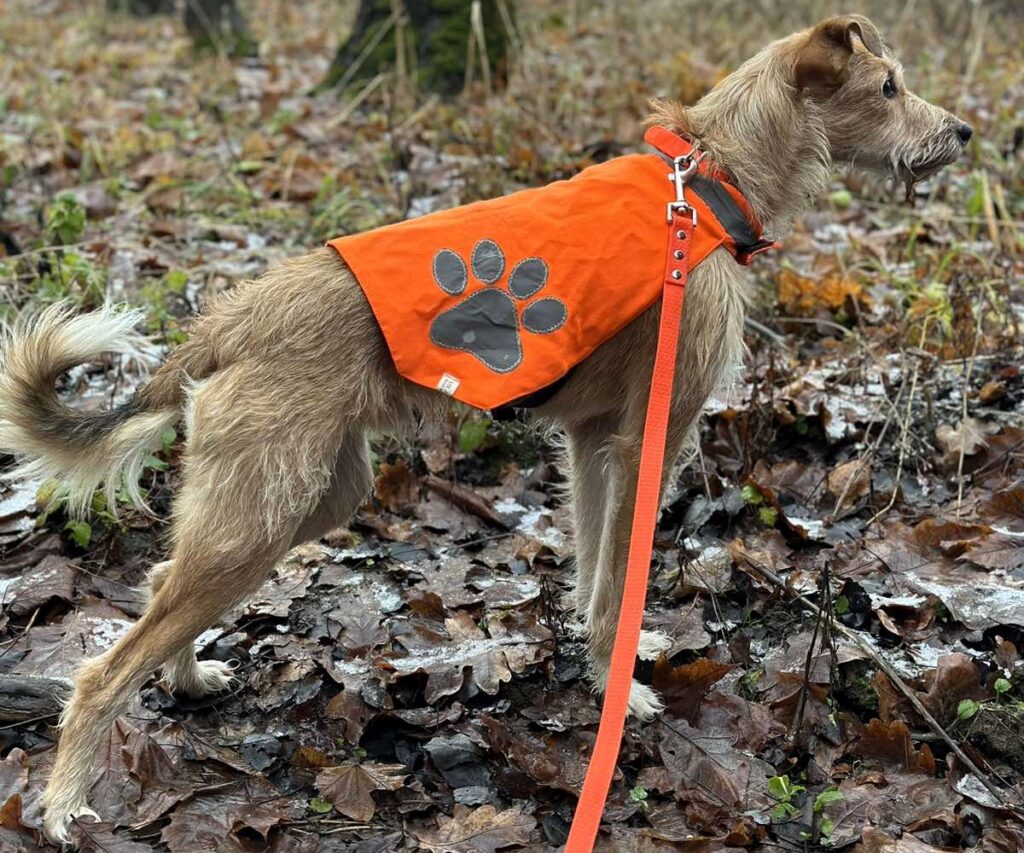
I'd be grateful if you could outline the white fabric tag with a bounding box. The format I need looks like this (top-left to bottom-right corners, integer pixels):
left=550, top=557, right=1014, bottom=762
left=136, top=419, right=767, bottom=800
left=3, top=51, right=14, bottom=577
left=437, top=373, right=460, bottom=396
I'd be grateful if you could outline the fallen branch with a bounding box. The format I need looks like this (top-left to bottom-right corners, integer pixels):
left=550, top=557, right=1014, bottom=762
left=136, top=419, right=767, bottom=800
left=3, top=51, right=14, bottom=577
left=0, top=674, right=72, bottom=722
left=423, top=475, right=507, bottom=529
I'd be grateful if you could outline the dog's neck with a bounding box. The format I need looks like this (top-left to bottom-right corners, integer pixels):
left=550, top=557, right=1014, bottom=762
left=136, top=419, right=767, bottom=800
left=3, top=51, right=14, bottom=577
left=653, top=48, right=833, bottom=237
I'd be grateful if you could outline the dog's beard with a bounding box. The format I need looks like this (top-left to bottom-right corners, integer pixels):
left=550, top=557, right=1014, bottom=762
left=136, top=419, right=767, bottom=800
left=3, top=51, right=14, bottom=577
left=895, top=137, right=963, bottom=201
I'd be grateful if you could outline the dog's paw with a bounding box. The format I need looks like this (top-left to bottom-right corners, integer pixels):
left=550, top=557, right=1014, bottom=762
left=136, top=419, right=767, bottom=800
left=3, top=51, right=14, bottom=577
left=627, top=680, right=665, bottom=721
left=591, top=664, right=665, bottom=723
left=190, top=659, right=237, bottom=695
left=43, top=799, right=100, bottom=845
left=636, top=629, right=673, bottom=661
left=166, top=658, right=237, bottom=698
left=429, top=240, right=567, bottom=373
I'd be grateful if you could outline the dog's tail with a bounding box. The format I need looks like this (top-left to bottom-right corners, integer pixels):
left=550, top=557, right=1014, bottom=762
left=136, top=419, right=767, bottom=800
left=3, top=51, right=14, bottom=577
left=0, top=303, right=209, bottom=517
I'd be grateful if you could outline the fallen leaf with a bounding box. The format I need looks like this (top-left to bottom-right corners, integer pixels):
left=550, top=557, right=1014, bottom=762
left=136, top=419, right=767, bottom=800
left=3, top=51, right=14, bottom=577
left=917, top=654, right=986, bottom=727
left=651, top=657, right=733, bottom=723
left=657, top=719, right=774, bottom=833
left=959, top=533, right=1024, bottom=571
left=1, top=555, right=76, bottom=615
left=853, top=826, right=954, bottom=852
left=412, top=804, right=536, bottom=852
left=827, top=459, right=871, bottom=507
left=72, top=822, right=154, bottom=853
left=854, top=719, right=935, bottom=773
left=935, top=417, right=999, bottom=466
left=159, top=776, right=295, bottom=851
left=388, top=610, right=552, bottom=702
left=374, top=459, right=419, bottom=512
left=315, top=762, right=406, bottom=822
left=0, top=794, right=39, bottom=852
left=777, top=269, right=869, bottom=316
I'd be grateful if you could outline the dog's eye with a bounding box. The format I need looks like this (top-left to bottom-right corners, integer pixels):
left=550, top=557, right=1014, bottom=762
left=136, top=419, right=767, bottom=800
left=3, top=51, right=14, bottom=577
left=882, top=77, right=897, bottom=99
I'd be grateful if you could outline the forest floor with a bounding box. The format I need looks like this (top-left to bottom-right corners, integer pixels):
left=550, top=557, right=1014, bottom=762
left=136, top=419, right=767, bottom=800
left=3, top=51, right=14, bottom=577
left=1, top=1, right=1024, bottom=851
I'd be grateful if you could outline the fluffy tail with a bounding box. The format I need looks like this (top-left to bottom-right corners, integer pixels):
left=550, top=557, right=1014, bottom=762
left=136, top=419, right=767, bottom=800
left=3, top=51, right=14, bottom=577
left=0, top=303, right=186, bottom=517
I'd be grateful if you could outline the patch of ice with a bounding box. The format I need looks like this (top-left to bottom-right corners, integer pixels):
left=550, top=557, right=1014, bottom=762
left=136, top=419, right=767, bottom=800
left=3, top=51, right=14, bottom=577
left=194, top=627, right=224, bottom=651
left=374, top=582, right=403, bottom=614
left=908, top=574, right=1024, bottom=630
left=517, top=508, right=566, bottom=549
left=0, top=576, right=19, bottom=601
left=787, top=517, right=827, bottom=540
left=869, top=593, right=927, bottom=609
left=88, top=617, right=134, bottom=649
left=494, top=497, right=528, bottom=515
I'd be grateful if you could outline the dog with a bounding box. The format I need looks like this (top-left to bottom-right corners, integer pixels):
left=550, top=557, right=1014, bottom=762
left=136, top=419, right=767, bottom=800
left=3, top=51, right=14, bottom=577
left=0, top=15, right=970, bottom=842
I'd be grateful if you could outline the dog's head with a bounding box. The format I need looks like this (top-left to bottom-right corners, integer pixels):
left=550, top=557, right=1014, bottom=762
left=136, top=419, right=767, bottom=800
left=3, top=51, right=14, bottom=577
left=793, top=15, right=971, bottom=193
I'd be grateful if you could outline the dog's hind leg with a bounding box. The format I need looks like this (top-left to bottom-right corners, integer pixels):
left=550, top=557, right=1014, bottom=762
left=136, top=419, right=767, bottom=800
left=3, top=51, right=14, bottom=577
left=43, top=535, right=294, bottom=841
left=290, top=431, right=372, bottom=547
left=153, top=432, right=372, bottom=698
left=40, top=365, right=351, bottom=842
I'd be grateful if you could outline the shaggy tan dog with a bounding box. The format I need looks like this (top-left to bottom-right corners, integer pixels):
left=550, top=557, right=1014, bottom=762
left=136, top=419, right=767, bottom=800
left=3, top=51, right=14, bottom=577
left=0, top=15, right=970, bottom=842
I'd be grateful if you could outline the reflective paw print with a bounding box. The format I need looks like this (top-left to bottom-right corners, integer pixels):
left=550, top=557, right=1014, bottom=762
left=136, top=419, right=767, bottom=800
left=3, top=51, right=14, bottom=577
left=428, top=239, right=567, bottom=373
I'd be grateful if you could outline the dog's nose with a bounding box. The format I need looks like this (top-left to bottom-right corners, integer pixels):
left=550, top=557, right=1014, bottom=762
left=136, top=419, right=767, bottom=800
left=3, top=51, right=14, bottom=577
left=957, top=122, right=973, bottom=144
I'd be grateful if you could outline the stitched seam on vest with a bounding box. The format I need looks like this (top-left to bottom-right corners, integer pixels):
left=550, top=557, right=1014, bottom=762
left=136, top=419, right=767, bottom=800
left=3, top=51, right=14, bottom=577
left=521, top=298, right=568, bottom=333
left=508, top=257, right=548, bottom=299
left=471, top=238, right=506, bottom=284
left=432, top=248, right=468, bottom=294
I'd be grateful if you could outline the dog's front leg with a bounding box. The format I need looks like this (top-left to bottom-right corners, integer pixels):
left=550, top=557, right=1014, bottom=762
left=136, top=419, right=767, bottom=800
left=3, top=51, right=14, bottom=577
left=584, top=407, right=690, bottom=719
left=563, top=414, right=620, bottom=620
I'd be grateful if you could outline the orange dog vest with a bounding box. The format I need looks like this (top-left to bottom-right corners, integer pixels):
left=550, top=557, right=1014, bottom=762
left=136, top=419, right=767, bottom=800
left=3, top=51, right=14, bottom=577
left=328, top=126, right=773, bottom=411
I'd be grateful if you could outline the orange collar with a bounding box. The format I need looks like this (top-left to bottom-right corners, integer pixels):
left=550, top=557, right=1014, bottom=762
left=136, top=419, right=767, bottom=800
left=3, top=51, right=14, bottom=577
left=643, top=125, right=777, bottom=265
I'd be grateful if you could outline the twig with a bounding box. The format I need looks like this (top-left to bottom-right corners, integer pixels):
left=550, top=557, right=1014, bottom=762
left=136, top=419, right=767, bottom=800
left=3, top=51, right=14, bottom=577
left=955, top=1, right=987, bottom=116
left=740, top=555, right=1024, bottom=814
left=466, top=0, right=493, bottom=93
left=956, top=320, right=983, bottom=517
left=744, top=316, right=792, bottom=352
left=788, top=598, right=822, bottom=750
left=330, top=8, right=399, bottom=94
left=395, top=94, right=440, bottom=135
left=787, top=563, right=838, bottom=756
left=326, top=72, right=388, bottom=130
left=0, top=674, right=72, bottom=722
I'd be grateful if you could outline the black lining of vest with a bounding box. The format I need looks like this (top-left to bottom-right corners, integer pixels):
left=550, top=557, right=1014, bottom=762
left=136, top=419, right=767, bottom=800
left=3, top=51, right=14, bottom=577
left=492, top=369, right=574, bottom=418
left=649, top=152, right=773, bottom=255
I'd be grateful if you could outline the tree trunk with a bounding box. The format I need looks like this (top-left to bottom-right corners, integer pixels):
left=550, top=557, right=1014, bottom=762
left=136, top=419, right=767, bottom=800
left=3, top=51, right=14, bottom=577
left=184, top=0, right=257, bottom=57
left=105, top=0, right=176, bottom=13
left=106, top=0, right=256, bottom=57
left=323, top=0, right=510, bottom=96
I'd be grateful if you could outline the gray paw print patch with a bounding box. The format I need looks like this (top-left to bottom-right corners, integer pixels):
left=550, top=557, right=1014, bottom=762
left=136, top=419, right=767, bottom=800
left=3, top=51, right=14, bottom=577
left=428, top=239, right=567, bottom=373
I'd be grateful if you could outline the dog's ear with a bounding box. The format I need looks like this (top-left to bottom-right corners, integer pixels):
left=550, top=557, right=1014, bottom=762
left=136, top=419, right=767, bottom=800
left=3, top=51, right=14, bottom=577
left=794, top=15, right=885, bottom=95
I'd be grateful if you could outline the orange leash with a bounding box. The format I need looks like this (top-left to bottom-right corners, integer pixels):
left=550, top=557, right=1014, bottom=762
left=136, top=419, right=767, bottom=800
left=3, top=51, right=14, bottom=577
left=564, top=194, right=694, bottom=851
